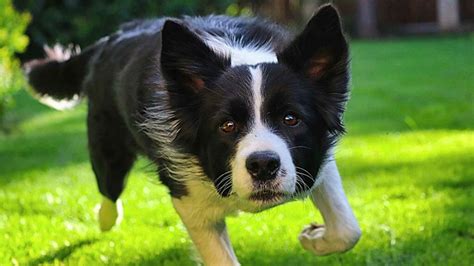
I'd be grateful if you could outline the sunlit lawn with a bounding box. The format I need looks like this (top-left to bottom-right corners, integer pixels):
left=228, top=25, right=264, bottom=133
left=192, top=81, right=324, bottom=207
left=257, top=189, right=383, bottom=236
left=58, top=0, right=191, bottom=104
left=1, top=35, right=473, bottom=265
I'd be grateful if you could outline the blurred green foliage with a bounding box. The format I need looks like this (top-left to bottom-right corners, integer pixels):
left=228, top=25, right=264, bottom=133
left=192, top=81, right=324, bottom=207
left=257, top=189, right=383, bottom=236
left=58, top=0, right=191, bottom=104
left=0, top=0, right=30, bottom=132
left=14, top=0, right=241, bottom=58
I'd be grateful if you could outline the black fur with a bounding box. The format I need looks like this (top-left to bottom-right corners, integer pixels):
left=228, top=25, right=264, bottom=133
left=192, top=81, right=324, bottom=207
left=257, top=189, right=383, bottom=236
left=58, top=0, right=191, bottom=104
left=26, top=46, right=96, bottom=100
left=259, top=63, right=335, bottom=193
left=278, top=5, right=350, bottom=134
left=26, top=5, right=349, bottom=201
left=193, top=66, right=254, bottom=196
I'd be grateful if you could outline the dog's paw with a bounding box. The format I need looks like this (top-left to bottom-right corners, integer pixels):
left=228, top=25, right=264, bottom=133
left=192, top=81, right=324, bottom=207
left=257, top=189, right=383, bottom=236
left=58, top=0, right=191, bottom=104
left=95, top=197, right=123, bottom=232
left=298, top=223, right=361, bottom=256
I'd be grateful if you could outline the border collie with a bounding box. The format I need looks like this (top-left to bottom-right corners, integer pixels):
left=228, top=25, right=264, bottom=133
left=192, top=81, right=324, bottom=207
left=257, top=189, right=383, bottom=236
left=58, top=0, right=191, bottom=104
left=26, top=4, right=360, bottom=265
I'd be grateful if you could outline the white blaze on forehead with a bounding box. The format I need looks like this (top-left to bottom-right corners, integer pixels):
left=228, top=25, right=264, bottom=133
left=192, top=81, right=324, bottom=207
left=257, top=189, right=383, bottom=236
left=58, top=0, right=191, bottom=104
left=229, top=48, right=277, bottom=66
left=249, top=66, right=263, bottom=123
left=203, top=36, right=277, bottom=66
left=230, top=66, right=296, bottom=197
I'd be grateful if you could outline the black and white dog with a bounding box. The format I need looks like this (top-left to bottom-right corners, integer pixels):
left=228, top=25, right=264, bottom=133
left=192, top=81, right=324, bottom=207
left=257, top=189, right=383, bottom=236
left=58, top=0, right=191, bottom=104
left=26, top=4, right=360, bottom=265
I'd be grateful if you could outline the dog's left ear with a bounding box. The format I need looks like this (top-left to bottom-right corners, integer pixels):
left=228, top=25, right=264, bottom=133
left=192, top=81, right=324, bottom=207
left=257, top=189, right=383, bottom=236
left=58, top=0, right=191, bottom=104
left=160, top=20, right=230, bottom=94
left=278, top=4, right=349, bottom=134
left=277, top=4, right=348, bottom=81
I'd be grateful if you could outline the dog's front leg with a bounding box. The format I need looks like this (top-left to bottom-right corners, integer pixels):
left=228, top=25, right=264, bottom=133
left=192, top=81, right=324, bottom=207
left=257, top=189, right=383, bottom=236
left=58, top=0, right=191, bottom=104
left=173, top=199, right=239, bottom=266
left=299, top=159, right=361, bottom=255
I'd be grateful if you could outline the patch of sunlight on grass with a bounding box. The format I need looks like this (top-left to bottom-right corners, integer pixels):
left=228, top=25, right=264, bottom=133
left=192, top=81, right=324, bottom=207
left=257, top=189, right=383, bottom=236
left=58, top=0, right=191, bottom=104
left=2, top=134, right=473, bottom=264
left=338, top=130, right=474, bottom=164
left=223, top=130, right=473, bottom=265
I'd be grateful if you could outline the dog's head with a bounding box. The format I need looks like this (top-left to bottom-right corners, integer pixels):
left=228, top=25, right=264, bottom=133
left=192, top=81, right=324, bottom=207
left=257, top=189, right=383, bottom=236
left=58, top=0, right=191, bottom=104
left=160, top=5, right=349, bottom=207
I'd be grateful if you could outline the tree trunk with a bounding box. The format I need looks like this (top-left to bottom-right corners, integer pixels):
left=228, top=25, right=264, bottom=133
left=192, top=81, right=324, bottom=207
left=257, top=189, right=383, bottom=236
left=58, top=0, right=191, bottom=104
left=357, top=0, right=378, bottom=38
left=301, top=0, right=320, bottom=22
left=437, top=0, right=460, bottom=31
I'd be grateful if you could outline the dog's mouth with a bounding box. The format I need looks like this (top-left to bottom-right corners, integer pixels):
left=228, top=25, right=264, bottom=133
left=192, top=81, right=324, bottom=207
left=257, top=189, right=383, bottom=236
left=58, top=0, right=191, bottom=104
left=248, top=190, right=287, bottom=202
left=246, top=173, right=294, bottom=203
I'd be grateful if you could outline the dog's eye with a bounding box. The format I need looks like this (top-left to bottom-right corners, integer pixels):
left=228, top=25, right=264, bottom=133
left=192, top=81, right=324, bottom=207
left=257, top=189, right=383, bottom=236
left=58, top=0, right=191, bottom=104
left=283, top=113, right=300, bottom=126
left=220, top=120, right=236, bottom=133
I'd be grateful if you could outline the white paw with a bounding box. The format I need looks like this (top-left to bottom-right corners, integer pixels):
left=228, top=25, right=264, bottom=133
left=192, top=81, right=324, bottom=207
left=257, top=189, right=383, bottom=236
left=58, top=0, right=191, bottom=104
left=298, top=223, right=361, bottom=256
left=95, top=197, right=123, bottom=232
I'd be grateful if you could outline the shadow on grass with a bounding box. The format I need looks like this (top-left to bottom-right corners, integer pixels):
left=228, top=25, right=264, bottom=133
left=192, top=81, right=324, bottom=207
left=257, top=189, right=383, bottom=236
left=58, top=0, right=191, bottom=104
left=28, top=238, right=99, bottom=265
left=126, top=225, right=474, bottom=266
left=0, top=130, right=89, bottom=183
left=237, top=200, right=473, bottom=265
left=1, top=203, right=59, bottom=217
left=2, top=91, right=52, bottom=132
left=0, top=90, right=90, bottom=184
left=126, top=246, right=195, bottom=266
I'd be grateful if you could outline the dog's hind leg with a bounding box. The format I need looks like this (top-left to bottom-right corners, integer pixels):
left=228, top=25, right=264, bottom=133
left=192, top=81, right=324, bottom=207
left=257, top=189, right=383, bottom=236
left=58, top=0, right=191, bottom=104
left=87, top=108, right=137, bottom=231
left=97, top=196, right=124, bottom=231
left=299, top=158, right=361, bottom=255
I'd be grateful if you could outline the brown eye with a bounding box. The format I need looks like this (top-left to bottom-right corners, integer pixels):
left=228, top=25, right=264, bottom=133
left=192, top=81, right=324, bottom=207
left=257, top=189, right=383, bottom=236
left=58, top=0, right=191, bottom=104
left=220, top=120, right=236, bottom=133
left=283, top=113, right=300, bottom=126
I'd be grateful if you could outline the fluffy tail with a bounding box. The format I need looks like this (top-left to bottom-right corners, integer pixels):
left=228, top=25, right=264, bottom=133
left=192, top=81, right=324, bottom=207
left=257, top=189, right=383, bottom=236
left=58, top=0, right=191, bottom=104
left=25, top=44, right=95, bottom=110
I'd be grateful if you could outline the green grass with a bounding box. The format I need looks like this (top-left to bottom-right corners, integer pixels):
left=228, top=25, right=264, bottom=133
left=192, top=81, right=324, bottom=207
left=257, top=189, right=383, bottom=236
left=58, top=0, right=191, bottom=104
left=1, top=35, right=473, bottom=265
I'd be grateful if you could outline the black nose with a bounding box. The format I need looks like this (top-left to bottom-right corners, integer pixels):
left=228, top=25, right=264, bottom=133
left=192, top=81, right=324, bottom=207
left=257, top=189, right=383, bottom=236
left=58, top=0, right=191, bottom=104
left=245, top=151, right=280, bottom=181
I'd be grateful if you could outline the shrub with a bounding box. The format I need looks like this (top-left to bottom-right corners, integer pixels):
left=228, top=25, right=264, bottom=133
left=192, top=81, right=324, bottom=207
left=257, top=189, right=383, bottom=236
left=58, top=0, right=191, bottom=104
left=0, top=0, right=30, bottom=132
left=14, top=0, right=234, bottom=58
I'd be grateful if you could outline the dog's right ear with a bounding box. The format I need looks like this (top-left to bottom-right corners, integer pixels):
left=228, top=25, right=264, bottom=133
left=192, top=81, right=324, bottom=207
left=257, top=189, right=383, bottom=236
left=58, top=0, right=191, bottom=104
left=278, top=5, right=349, bottom=134
left=160, top=20, right=230, bottom=94
left=277, top=5, right=348, bottom=82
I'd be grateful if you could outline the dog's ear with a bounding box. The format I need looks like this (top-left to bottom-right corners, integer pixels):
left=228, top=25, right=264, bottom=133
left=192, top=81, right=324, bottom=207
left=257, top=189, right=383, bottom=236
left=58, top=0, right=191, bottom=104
left=160, top=20, right=230, bottom=93
left=277, top=4, right=348, bottom=82
left=278, top=5, right=350, bottom=134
